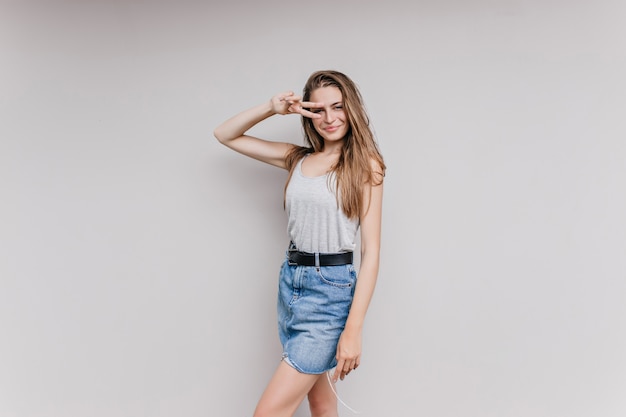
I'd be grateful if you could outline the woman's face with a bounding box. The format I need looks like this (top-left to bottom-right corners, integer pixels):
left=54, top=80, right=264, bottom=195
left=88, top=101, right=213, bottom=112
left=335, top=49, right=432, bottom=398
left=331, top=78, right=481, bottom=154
left=309, top=86, right=349, bottom=143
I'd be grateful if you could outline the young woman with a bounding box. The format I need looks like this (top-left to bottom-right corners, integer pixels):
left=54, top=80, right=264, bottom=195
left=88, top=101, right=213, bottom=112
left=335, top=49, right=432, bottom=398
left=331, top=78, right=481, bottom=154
left=214, top=70, right=385, bottom=417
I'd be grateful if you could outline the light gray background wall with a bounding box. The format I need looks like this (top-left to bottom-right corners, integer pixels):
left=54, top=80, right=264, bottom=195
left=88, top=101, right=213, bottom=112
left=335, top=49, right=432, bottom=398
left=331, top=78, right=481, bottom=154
left=1, top=1, right=625, bottom=416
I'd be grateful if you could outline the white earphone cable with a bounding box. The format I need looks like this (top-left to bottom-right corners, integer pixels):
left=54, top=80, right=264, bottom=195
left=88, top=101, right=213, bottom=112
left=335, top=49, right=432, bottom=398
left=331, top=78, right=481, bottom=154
left=325, top=370, right=362, bottom=414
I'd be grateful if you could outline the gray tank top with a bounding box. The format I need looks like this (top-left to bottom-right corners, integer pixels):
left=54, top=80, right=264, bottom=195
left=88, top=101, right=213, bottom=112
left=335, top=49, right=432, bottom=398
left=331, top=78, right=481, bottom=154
left=285, top=156, right=359, bottom=254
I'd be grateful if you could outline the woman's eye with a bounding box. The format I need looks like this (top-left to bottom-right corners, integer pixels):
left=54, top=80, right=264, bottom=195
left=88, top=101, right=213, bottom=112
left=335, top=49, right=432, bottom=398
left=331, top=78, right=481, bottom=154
left=334, top=105, right=343, bottom=110
left=311, top=109, right=323, bottom=114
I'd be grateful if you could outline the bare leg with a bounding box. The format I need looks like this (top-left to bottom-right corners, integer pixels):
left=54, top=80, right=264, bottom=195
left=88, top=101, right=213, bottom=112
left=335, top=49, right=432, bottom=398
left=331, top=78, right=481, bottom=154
left=253, top=361, right=321, bottom=417
left=307, top=372, right=339, bottom=417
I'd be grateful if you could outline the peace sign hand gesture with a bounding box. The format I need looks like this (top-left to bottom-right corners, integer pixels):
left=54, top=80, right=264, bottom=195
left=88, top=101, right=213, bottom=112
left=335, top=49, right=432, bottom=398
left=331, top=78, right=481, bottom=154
left=270, top=91, right=322, bottom=119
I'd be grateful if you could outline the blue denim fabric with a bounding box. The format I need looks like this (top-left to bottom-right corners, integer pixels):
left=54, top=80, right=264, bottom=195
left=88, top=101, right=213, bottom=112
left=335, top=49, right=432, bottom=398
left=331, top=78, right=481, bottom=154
left=277, top=257, right=356, bottom=374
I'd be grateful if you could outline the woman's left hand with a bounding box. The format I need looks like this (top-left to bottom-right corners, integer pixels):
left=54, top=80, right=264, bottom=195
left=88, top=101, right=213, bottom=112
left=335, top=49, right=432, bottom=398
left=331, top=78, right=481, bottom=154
left=333, top=328, right=362, bottom=382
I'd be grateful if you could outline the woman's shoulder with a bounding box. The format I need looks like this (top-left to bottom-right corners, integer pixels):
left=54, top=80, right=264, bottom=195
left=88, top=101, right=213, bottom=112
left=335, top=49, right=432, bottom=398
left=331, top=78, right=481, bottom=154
left=285, top=146, right=314, bottom=171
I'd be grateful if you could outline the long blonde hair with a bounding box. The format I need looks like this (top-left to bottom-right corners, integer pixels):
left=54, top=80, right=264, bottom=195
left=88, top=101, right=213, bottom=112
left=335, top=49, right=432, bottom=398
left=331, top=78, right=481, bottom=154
left=285, top=70, right=386, bottom=219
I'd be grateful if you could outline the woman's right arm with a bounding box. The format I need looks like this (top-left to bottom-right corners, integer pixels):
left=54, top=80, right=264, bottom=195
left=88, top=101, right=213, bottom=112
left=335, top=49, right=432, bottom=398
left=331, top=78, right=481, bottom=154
left=213, top=91, right=320, bottom=169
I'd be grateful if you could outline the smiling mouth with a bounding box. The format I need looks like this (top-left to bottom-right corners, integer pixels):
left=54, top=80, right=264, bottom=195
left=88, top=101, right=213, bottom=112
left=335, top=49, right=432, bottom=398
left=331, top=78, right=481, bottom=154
left=324, top=126, right=340, bottom=132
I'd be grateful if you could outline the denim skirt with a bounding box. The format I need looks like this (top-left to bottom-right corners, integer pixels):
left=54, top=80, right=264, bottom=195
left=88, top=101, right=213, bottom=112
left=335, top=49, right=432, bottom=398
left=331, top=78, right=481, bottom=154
left=277, top=257, right=357, bottom=374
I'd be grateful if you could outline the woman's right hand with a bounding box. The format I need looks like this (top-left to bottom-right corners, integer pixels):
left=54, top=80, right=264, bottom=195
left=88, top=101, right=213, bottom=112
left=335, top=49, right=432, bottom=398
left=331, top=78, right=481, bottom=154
left=214, top=91, right=321, bottom=169
left=270, top=91, right=322, bottom=119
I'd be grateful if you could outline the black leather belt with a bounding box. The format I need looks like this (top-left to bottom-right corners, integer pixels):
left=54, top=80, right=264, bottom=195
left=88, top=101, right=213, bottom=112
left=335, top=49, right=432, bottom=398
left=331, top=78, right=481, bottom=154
left=288, top=250, right=353, bottom=266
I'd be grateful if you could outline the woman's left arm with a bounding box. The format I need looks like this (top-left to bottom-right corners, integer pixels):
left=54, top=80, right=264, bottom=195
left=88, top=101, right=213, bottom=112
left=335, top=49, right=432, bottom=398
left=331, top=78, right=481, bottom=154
left=333, top=171, right=384, bottom=382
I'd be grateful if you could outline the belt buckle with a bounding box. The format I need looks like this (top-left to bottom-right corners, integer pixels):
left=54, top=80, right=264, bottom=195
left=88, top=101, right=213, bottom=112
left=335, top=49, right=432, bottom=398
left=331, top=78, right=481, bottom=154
left=287, top=242, right=298, bottom=265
